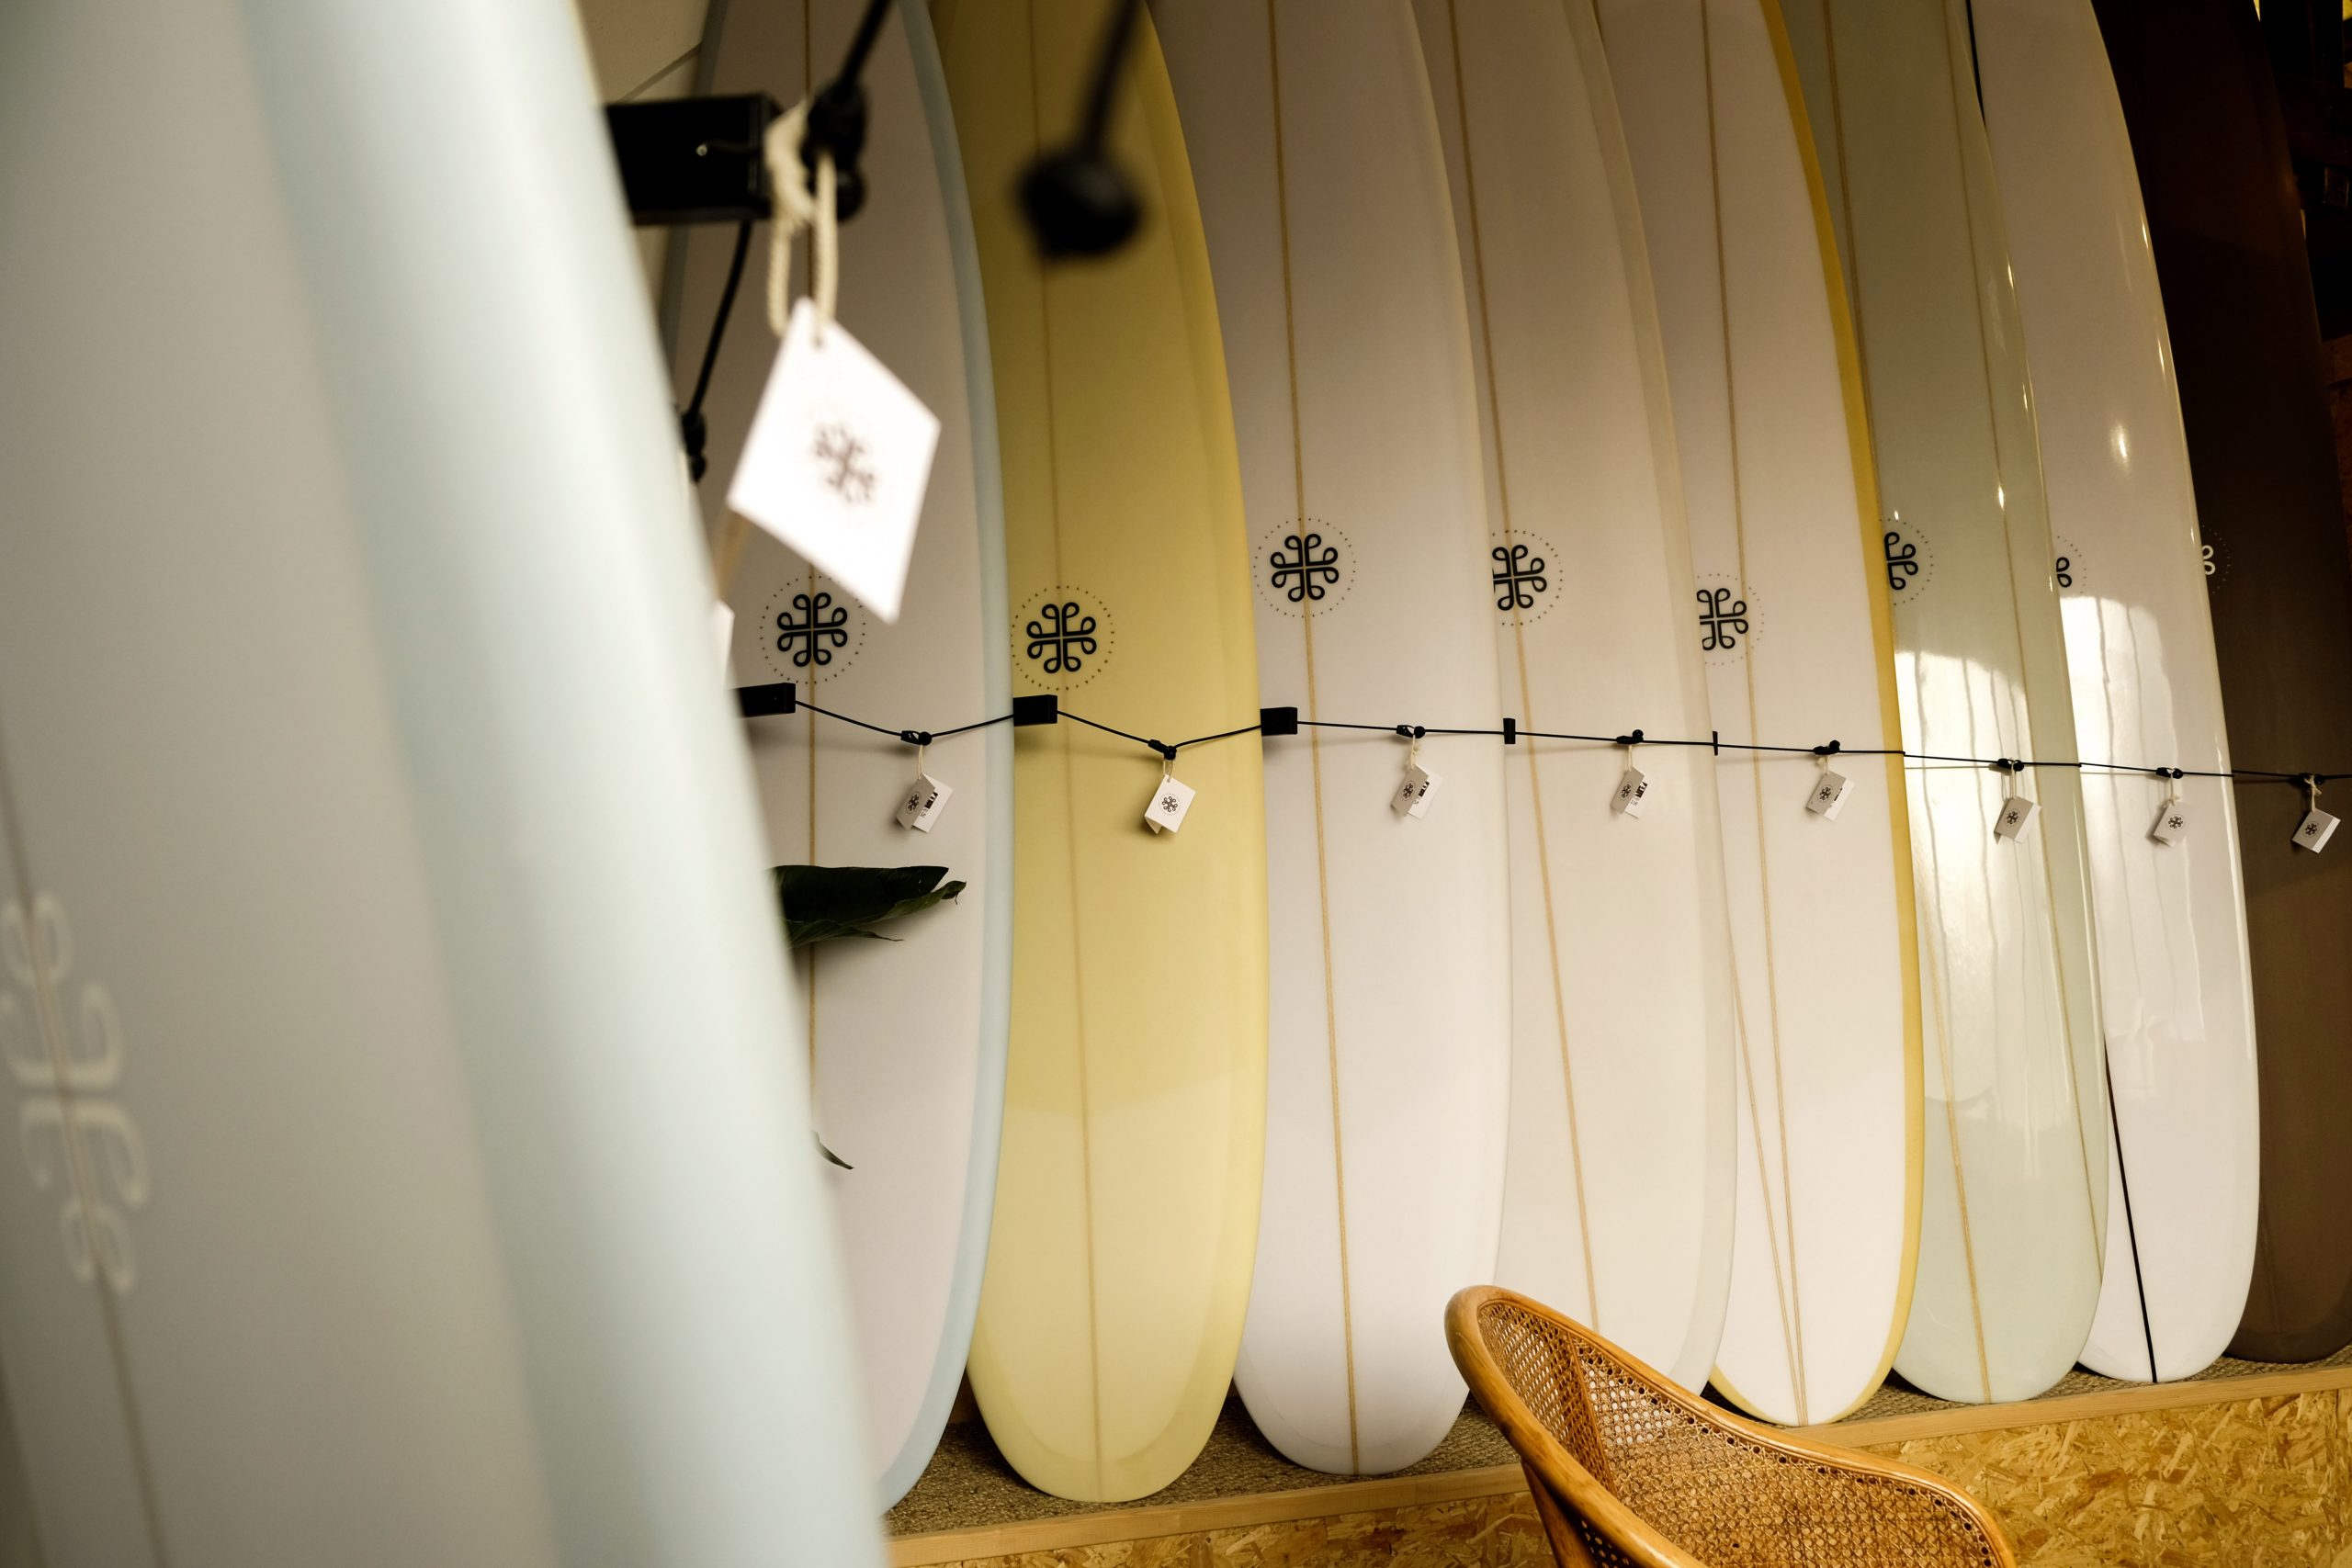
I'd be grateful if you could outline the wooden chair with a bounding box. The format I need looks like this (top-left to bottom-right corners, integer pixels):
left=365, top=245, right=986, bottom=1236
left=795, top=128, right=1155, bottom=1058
left=1446, top=1286, right=2017, bottom=1568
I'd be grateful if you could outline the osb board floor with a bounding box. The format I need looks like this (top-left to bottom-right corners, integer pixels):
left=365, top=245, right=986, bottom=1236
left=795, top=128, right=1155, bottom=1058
left=888, top=1345, right=2352, bottom=1540
left=907, top=1391, right=2352, bottom=1567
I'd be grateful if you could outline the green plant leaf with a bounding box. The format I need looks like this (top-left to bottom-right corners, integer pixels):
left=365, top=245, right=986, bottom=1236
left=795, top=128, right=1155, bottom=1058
left=774, top=864, right=962, bottom=948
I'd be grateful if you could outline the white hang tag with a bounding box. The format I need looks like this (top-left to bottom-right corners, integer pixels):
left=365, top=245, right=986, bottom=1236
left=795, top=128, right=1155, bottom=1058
left=2294, top=807, right=2339, bottom=852
left=1612, top=767, right=1651, bottom=818
left=1144, top=774, right=1195, bottom=834
left=728, top=299, right=940, bottom=623
left=1995, top=793, right=2039, bottom=840
left=1805, top=771, right=1854, bottom=820
left=2149, top=798, right=2190, bottom=846
left=896, top=773, right=954, bottom=833
left=1393, top=763, right=1443, bottom=819
left=713, top=601, right=738, bottom=677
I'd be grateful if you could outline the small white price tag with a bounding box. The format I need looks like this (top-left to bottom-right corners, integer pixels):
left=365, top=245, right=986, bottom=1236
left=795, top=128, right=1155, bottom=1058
left=2150, top=799, right=2190, bottom=846
left=1805, top=771, right=1854, bottom=820
left=1995, top=794, right=2039, bottom=840
left=728, top=299, right=941, bottom=623
left=896, top=773, right=954, bottom=833
left=1145, top=774, right=1195, bottom=834
left=1612, top=767, right=1651, bottom=818
left=1393, top=763, right=1442, bottom=819
left=2294, top=807, right=2339, bottom=852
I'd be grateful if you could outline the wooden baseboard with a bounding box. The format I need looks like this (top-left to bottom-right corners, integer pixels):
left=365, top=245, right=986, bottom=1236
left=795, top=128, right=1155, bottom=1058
left=885, top=1361, right=2352, bottom=1566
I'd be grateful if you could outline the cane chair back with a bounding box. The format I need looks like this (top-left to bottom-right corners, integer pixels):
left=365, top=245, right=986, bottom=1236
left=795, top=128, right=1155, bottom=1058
left=1446, top=1286, right=2018, bottom=1568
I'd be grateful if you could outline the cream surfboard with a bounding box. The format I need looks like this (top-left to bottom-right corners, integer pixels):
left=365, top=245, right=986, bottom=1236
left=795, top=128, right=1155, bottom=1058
left=1971, top=0, right=2259, bottom=1384
left=1412, top=0, right=1738, bottom=1396
left=0, top=0, right=881, bottom=1562
left=1158, top=0, right=1513, bottom=1475
left=1594, top=0, right=1921, bottom=1424
left=934, top=0, right=1270, bottom=1504
left=672, top=0, right=1012, bottom=1505
left=1781, top=0, right=2109, bottom=1404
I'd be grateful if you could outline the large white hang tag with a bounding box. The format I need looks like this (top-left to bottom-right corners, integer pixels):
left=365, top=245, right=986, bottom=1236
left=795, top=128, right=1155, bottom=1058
left=728, top=299, right=940, bottom=623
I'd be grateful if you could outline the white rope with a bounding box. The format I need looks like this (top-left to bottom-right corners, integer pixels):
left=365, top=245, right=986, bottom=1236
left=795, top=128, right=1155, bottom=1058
left=763, top=99, right=838, bottom=338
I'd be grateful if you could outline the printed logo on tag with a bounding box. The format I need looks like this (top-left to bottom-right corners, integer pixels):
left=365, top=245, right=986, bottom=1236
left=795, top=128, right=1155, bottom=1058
left=1805, top=770, right=1854, bottom=820
left=1145, top=775, right=1196, bottom=834
left=728, top=300, right=941, bottom=623
left=2150, top=801, right=2190, bottom=846
left=1612, top=767, right=1650, bottom=818
left=1393, top=763, right=1443, bottom=819
left=2295, top=808, right=2339, bottom=852
left=1995, top=794, right=2039, bottom=840
left=897, top=773, right=953, bottom=833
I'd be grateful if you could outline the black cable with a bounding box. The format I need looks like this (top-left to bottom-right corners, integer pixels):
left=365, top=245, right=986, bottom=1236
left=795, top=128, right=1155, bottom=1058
left=768, top=692, right=2348, bottom=790
left=679, top=219, right=753, bottom=483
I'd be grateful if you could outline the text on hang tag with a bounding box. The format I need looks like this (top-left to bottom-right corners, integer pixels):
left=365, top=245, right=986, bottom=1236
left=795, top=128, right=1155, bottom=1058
left=1145, top=774, right=1196, bottom=834
left=1612, top=767, right=1651, bottom=818
left=897, top=773, right=954, bottom=833
left=1805, top=771, right=1854, bottom=820
left=727, top=299, right=942, bottom=623
left=1393, top=763, right=1443, bottom=819
left=2294, top=807, right=2339, bottom=852
left=1995, top=794, right=2039, bottom=840
left=2149, top=798, right=2190, bottom=846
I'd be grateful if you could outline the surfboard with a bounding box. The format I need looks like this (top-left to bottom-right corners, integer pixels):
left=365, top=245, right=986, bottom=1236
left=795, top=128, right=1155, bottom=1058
left=669, top=0, right=1012, bottom=1506
left=933, top=0, right=1271, bottom=1503
left=1970, top=0, right=2261, bottom=1385
left=1157, top=0, right=1513, bottom=1476
left=2093, top=0, right=2352, bottom=1365
left=1409, top=0, right=1738, bottom=1397
left=1592, top=0, right=1920, bottom=1424
left=0, top=0, right=881, bottom=1562
left=1779, top=0, right=2109, bottom=1404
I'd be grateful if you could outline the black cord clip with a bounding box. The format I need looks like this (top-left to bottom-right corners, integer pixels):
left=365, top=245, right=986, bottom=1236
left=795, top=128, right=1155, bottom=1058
left=899, top=729, right=933, bottom=747
left=1148, top=739, right=1177, bottom=761
left=1615, top=728, right=1645, bottom=747
left=1992, top=757, right=2024, bottom=774
left=1260, top=705, right=1300, bottom=737
left=736, top=681, right=797, bottom=717
left=1814, top=739, right=1842, bottom=758
left=1012, top=694, right=1059, bottom=728
left=1395, top=724, right=1427, bottom=740
left=1503, top=717, right=1518, bottom=746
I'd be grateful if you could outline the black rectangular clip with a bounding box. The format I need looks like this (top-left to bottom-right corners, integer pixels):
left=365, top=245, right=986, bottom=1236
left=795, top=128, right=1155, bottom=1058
left=736, top=681, right=797, bottom=718
left=1259, top=705, right=1300, bottom=738
left=1012, top=694, right=1059, bottom=728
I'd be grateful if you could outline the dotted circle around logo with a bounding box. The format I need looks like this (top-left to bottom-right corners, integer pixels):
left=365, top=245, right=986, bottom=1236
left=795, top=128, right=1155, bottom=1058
left=1882, top=515, right=1937, bottom=606
left=760, top=573, right=869, bottom=681
left=1255, top=521, right=1356, bottom=619
left=1489, top=529, right=1563, bottom=626
left=1012, top=585, right=1115, bottom=693
left=1693, top=573, right=1757, bottom=666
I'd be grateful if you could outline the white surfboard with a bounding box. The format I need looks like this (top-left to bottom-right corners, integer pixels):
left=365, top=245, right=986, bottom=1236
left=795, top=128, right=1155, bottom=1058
left=1971, top=0, right=2260, bottom=1383
left=1410, top=0, right=1738, bottom=1395
left=0, top=0, right=880, bottom=1563
left=1158, top=0, right=1514, bottom=1476
left=1781, top=0, right=2109, bottom=1404
left=672, top=0, right=1012, bottom=1506
left=1594, top=0, right=1921, bottom=1425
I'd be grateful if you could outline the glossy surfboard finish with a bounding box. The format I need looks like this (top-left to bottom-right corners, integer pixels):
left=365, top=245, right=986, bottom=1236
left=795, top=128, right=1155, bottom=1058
left=1412, top=0, right=1738, bottom=1396
left=1781, top=0, right=2109, bottom=1404
left=1159, top=0, right=1512, bottom=1474
left=1972, top=0, right=2260, bottom=1383
left=0, top=0, right=881, bottom=1562
left=672, top=0, right=1012, bottom=1506
left=2095, top=0, right=2352, bottom=1364
left=935, top=0, right=1271, bottom=1502
left=1596, top=0, right=1921, bottom=1424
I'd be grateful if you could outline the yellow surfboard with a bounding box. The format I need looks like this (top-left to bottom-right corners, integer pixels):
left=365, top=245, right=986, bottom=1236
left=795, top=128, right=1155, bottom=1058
left=935, top=0, right=1270, bottom=1504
